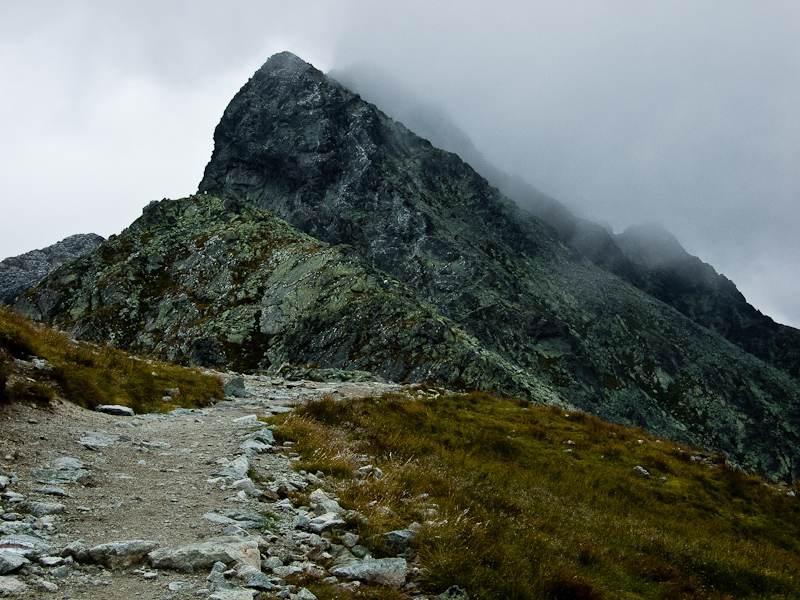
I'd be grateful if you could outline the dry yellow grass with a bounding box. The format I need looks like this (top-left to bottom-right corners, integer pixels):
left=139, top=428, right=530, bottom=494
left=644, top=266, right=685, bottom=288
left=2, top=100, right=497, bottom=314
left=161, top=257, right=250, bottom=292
left=271, top=389, right=800, bottom=599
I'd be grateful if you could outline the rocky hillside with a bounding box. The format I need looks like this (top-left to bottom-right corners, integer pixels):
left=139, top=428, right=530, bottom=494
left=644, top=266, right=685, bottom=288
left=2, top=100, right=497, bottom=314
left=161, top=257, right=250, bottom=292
left=16, top=52, right=800, bottom=481
left=13, top=195, right=536, bottom=397
left=332, top=64, right=800, bottom=382
left=0, top=234, right=104, bottom=305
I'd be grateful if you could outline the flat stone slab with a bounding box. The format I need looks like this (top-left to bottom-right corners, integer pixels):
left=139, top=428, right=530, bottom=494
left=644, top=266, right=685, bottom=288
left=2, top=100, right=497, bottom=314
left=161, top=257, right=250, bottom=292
left=94, top=404, right=135, bottom=416
left=21, top=501, right=65, bottom=517
left=0, top=534, right=54, bottom=559
left=148, top=536, right=261, bottom=573
left=331, top=556, right=407, bottom=587
left=31, top=457, right=89, bottom=485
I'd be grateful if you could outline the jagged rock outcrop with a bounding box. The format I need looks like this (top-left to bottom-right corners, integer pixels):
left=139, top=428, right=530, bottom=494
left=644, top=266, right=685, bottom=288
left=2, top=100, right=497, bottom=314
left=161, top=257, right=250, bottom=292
left=0, top=234, right=104, bottom=304
left=16, top=52, right=800, bottom=480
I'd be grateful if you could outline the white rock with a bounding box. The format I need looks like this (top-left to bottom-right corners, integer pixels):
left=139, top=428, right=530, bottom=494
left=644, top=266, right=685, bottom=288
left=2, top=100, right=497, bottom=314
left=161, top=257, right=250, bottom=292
left=94, top=405, right=135, bottom=417
left=231, top=478, right=260, bottom=497
left=232, top=414, right=258, bottom=424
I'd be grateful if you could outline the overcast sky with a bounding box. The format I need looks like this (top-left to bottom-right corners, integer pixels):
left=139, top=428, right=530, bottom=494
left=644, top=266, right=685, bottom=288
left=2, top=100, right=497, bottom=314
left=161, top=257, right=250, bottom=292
left=1, top=1, right=799, bottom=327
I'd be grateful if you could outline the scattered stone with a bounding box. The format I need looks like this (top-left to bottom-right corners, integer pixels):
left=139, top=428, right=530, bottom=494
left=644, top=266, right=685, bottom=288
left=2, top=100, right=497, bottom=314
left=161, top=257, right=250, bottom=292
left=0, top=534, right=54, bottom=559
left=94, top=404, right=135, bottom=417
left=0, top=477, right=8, bottom=490
left=0, top=550, right=30, bottom=575
left=21, top=501, right=65, bottom=517
left=88, top=540, right=160, bottom=569
left=223, top=377, right=246, bottom=398
left=31, top=486, right=71, bottom=498
left=0, top=575, right=27, bottom=595
left=368, top=527, right=417, bottom=556
left=148, top=536, right=262, bottom=573
left=211, top=456, right=250, bottom=480
left=31, top=457, right=89, bottom=485
left=633, top=466, right=650, bottom=477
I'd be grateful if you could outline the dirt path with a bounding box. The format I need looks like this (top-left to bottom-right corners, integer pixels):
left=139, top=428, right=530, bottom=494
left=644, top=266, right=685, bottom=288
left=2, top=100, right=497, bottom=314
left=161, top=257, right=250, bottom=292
left=0, top=374, right=402, bottom=599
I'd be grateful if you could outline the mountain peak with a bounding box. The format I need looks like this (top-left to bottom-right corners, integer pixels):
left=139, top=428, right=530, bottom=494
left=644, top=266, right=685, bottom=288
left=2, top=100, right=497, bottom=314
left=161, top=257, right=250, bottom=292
left=258, top=51, right=314, bottom=75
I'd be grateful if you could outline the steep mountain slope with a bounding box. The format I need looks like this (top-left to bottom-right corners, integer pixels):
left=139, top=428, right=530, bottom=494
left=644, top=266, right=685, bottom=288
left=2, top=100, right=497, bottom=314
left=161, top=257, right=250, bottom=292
left=332, top=64, right=800, bottom=381
left=17, top=52, right=800, bottom=480
left=616, top=223, right=800, bottom=378
left=0, top=233, right=104, bottom=304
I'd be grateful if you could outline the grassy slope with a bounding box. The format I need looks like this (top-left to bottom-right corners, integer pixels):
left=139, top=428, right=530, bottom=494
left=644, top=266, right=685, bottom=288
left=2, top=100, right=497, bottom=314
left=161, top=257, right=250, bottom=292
left=0, top=306, right=222, bottom=412
left=273, top=390, right=800, bottom=600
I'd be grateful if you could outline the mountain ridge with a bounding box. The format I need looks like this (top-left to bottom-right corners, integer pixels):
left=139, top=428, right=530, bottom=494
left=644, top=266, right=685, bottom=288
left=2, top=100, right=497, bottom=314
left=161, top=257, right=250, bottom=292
left=331, top=63, right=800, bottom=378
left=15, top=52, right=800, bottom=480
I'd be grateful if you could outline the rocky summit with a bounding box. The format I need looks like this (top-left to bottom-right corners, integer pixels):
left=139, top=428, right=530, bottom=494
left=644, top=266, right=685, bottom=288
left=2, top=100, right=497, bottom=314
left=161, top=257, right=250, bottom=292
left=15, top=52, right=800, bottom=480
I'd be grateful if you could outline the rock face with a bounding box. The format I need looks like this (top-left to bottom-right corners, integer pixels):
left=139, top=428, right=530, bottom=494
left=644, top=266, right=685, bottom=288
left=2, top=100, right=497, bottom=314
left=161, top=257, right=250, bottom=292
left=333, top=64, right=800, bottom=383
left=15, top=52, right=800, bottom=480
left=0, top=233, right=104, bottom=304
left=615, top=223, right=800, bottom=379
